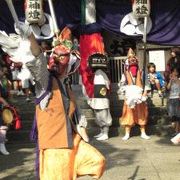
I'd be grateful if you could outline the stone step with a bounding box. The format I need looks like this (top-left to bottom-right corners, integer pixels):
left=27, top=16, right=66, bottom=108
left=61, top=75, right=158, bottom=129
left=72, top=84, right=120, bottom=93
left=81, top=108, right=168, bottom=121
left=72, top=84, right=167, bottom=108
left=5, top=86, right=170, bottom=145
left=6, top=109, right=168, bottom=134
left=76, top=97, right=166, bottom=108
left=6, top=124, right=174, bottom=144
left=11, top=113, right=170, bottom=133
left=15, top=107, right=168, bottom=127
left=7, top=130, right=32, bottom=144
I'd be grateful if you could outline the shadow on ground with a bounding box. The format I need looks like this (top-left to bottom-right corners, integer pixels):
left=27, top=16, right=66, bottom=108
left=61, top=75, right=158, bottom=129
left=0, top=143, right=35, bottom=180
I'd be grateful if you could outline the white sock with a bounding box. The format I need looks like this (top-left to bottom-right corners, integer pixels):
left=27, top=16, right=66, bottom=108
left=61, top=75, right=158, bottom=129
left=171, top=133, right=180, bottom=144
left=141, top=132, right=150, bottom=140
left=94, top=132, right=103, bottom=138
left=96, top=133, right=108, bottom=141
left=122, top=133, right=130, bottom=140
left=0, top=143, right=10, bottom=155
left=94, top=128, right=103, bottom=138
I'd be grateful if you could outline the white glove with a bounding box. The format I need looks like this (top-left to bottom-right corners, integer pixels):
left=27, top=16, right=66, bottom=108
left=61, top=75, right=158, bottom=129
left=9, top=38, right=35, bottom=64
left=126, top=98, right=136, bottom=109
left=141, top=96, right=147, bottom=102
left=0, top=31, right=19, bottom=49
left=0, top=22, right=35, bottom=64
left=14, top=21, right=32, bottom=38
left=136, top=98, right=142, bottom=104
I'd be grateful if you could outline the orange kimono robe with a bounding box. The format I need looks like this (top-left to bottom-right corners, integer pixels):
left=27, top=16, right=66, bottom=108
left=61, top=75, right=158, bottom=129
left=36, top=77, right=105, bottom=180
left=36, top=78, right=75, bottom=149
left=120, top=70, right=148, bottom=127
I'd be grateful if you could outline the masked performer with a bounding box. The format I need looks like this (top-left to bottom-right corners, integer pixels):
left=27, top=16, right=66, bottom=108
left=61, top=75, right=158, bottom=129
left=0, top=22, right=105, bottom=179
left=119, top=48, right=151, bottom=140
left=87, top=54, right=112, bottom=141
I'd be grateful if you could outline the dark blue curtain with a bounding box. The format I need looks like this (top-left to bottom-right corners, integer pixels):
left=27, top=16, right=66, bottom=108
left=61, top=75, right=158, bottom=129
left=0, top=0, right=179, bottom=45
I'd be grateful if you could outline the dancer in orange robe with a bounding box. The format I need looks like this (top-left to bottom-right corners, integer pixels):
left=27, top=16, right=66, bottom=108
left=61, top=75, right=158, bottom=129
left=119, top=48, right=151, bottom=140
left=0, top=23, right=105, bottom=180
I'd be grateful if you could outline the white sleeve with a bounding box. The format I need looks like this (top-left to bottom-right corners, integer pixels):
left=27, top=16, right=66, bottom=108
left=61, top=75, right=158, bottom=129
left=103, top=73, right=110, bottom=89
left=26, top=53, right=50, bottom=98
left=119, top=74, right=126, bottom=86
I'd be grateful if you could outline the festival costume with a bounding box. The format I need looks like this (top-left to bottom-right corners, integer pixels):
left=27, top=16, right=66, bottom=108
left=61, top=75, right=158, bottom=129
left=79, top=1, right=112, bottom=140
left=31, top=53, right=105, bottom=180
left=32, top=71, right=105, bottom=180
left=119, top=48, right=150, bottom=140
left=87, top=54, right=112, bottom=141
left=120, top=70, right=148, bottom=126
left=0, top=22, right=105, bottom=179
left=80, top=37, right=113, bottom=140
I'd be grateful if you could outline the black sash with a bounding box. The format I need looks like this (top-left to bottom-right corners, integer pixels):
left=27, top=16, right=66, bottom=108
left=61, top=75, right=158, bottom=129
left=94, top=84, right=108, bottom=98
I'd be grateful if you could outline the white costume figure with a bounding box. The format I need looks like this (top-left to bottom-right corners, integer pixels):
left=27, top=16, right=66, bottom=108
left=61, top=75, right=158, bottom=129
left=88, top=54, right=112, bottom=141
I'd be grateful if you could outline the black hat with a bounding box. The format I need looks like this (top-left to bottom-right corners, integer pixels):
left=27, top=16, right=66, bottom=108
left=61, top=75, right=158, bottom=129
left=88, top=53, right=108, bottom=70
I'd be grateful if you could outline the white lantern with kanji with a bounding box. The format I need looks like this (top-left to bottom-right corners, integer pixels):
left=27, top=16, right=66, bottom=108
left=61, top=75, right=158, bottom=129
left=132, top=0, right=151, bottom=18
left=25, top=0, right=44, bottom=24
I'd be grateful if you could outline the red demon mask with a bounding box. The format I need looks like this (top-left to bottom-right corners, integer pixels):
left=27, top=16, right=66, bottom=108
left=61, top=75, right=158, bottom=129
left=48, top=27, right=76, bottom=75
left=126, top=48, right=139, bottom=77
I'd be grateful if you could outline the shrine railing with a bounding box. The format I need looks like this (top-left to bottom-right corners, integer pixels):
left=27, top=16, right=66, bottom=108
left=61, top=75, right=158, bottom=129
left=70, top=56, right=127, bottom=84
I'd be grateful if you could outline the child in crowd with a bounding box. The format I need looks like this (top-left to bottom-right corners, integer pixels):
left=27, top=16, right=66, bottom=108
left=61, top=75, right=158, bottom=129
left=166, top=67, right=180, bottom=136
left=147, top=63, right=165, bottom=97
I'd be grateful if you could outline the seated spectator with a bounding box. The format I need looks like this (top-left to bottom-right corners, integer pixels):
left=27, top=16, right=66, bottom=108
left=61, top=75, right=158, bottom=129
left=147, top=63, right=165, bottom=97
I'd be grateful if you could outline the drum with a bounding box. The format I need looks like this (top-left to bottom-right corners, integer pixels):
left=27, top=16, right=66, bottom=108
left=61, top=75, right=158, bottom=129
left=2, top=106, right=22, bottom=130
left=2, top=107, right=14, bottom=125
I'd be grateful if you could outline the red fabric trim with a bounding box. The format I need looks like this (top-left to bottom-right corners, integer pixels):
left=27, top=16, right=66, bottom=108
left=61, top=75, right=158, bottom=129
left=79, top=33, right=105, bottom=98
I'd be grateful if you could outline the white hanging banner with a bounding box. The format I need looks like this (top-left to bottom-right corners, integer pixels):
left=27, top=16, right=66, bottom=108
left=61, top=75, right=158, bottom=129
left=85, top=0, right=96, bottom=25
left=149, top=50, right=165, bottom=72
left=132, top=0, right=151, bottom=18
